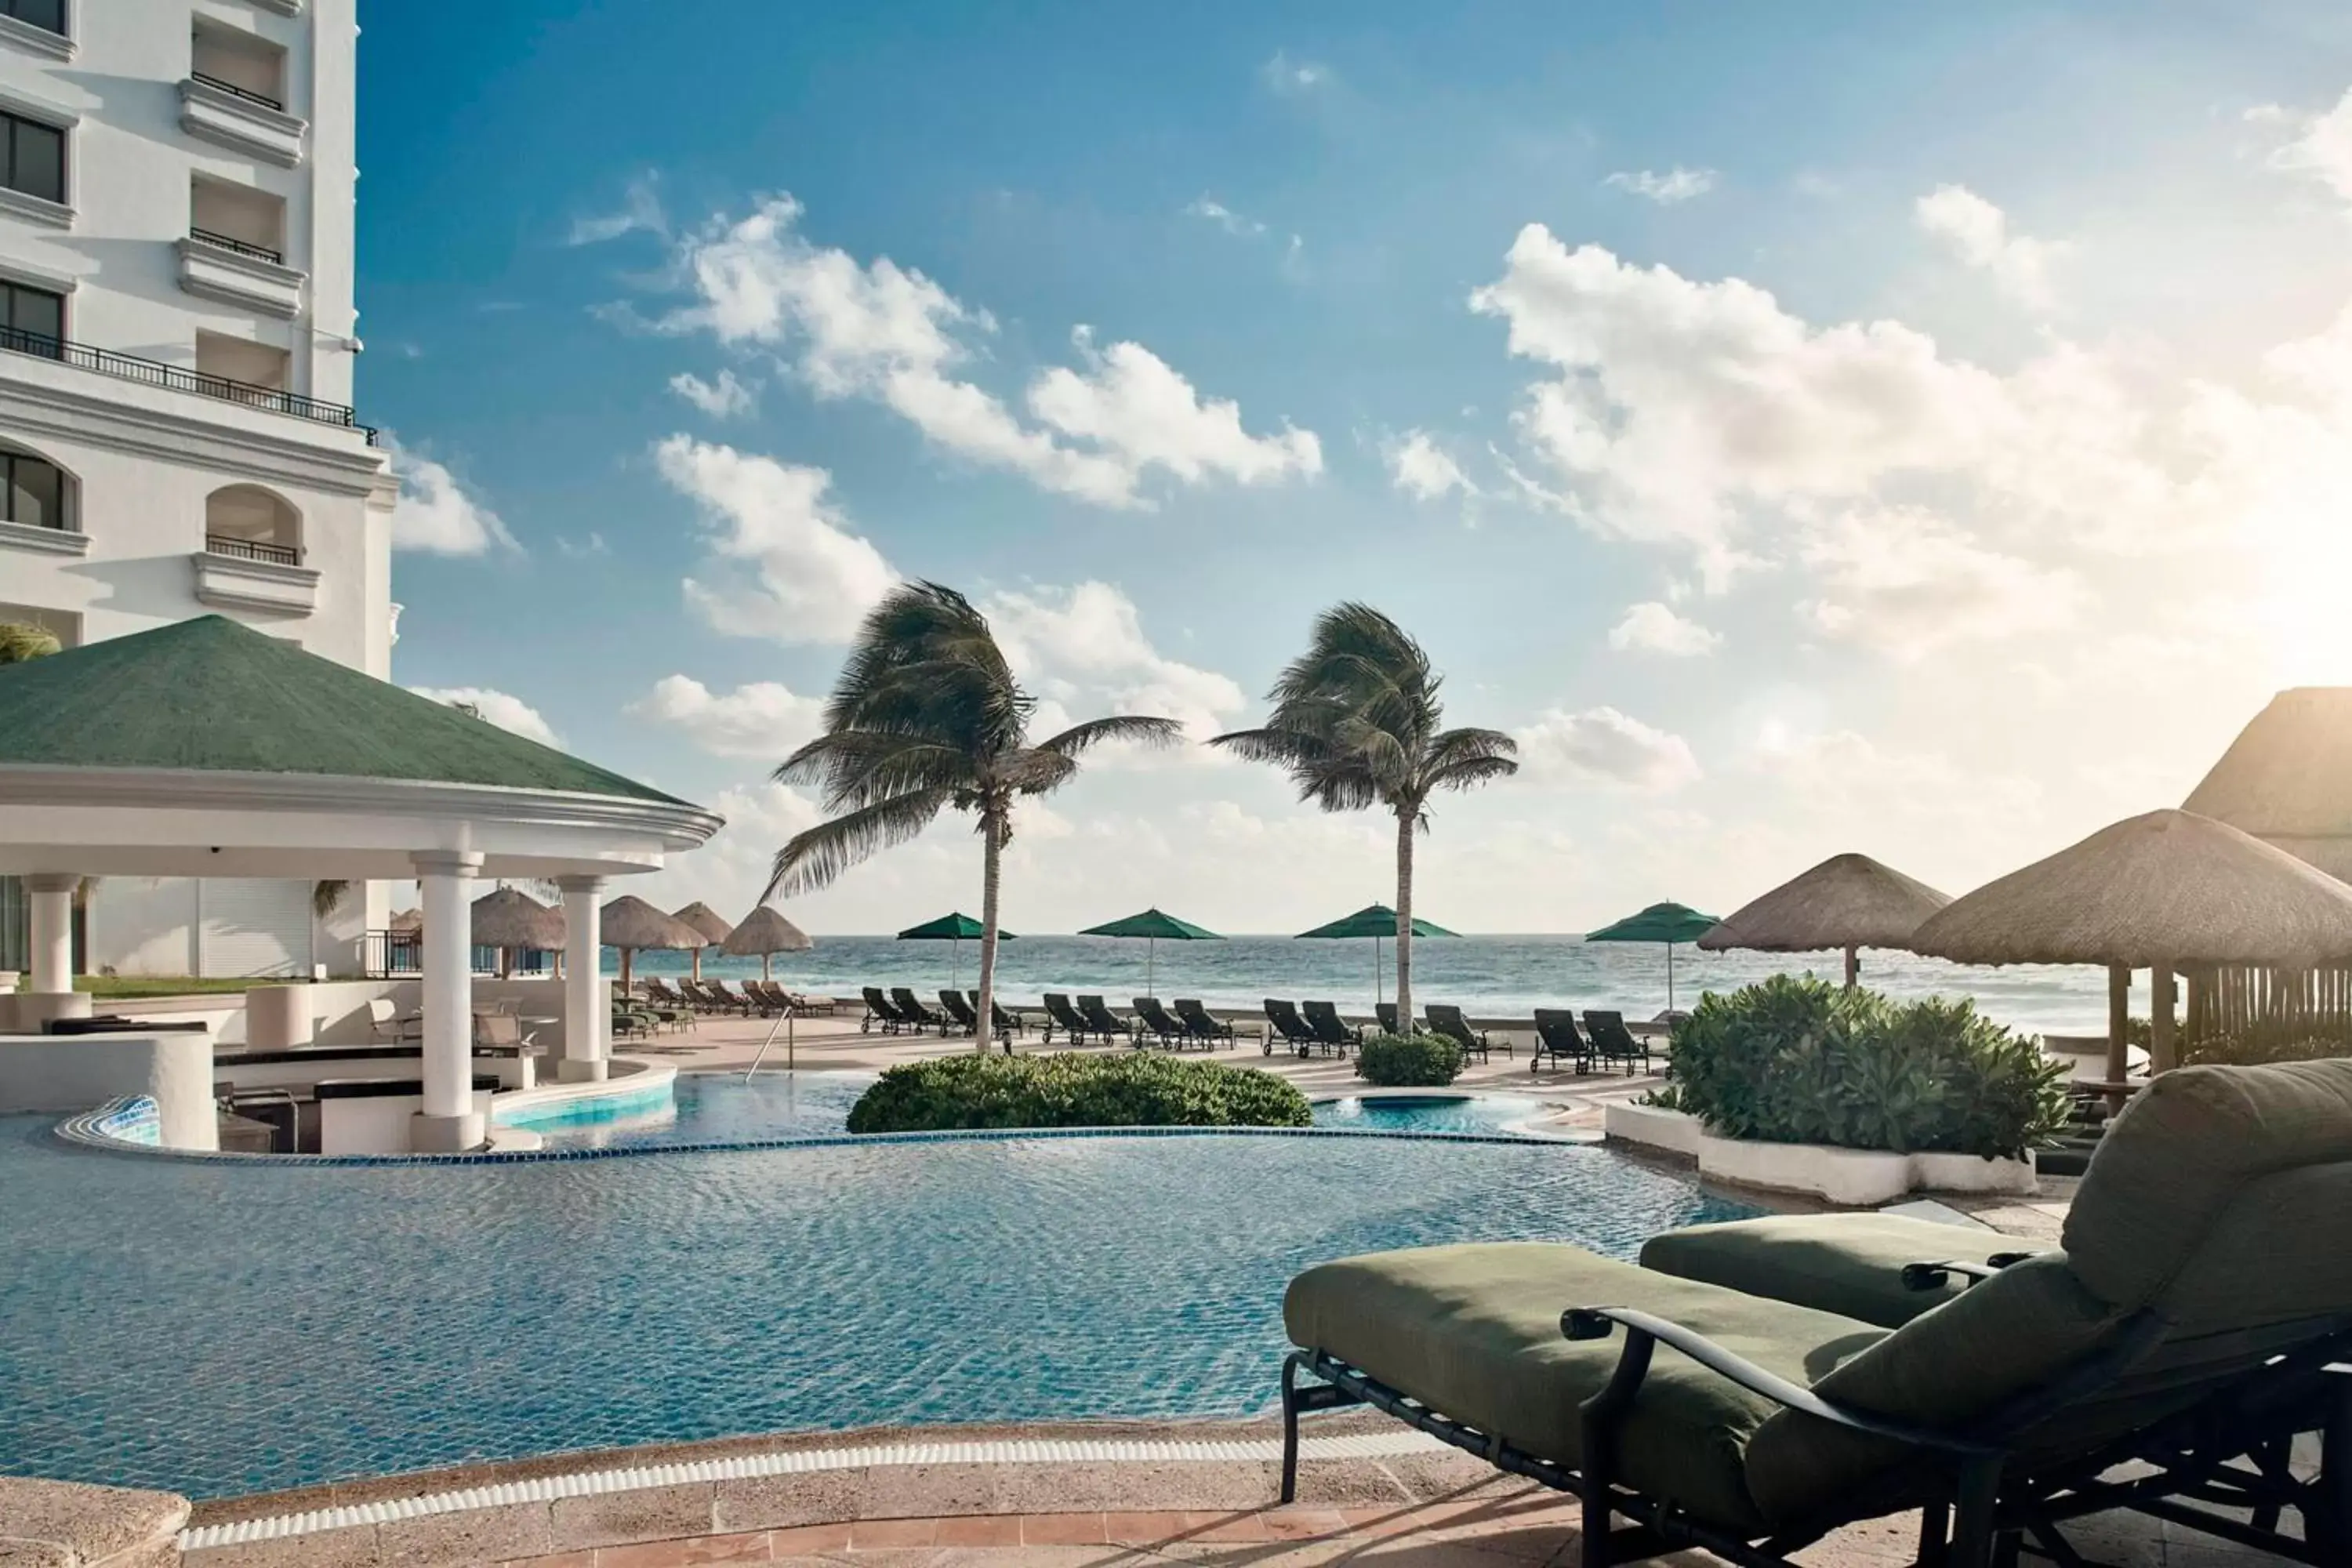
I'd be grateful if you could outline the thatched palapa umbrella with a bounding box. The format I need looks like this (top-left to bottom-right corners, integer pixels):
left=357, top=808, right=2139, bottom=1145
left=722, top=904, right=813, bottom=981
left=389, top=907, right=423, bottom=934
left=601, top=895, right=707, bottom=993
left=673, top=901, right=734, bottom=980
left=472, top=886, right=564, bottom=979
left=2183, top=687, right=2352, bottom=881
left=1909, top=809, right=2352, bottom=1081
left=1698, top=853, right=1951, bottom=988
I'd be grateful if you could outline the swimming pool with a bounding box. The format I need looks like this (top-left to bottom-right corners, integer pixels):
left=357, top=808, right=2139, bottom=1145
left=1312, top=1093, right=1561, bottom=1137
left=525, top=1073, right=1563, bottom=1150
left=0, top=1109, right=1755, bottom=1500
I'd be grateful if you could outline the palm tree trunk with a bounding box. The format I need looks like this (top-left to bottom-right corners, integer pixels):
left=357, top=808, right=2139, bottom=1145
left=976, top=808, right=1005, bottom=1053
left=1395, top=808, right=1415, bottom=1030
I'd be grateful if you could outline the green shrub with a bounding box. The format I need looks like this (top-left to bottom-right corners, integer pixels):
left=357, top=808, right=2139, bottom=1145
left=846, top=1051, right=1312, bottom=1134
left=1664, top=975, right=2071, bottom=1160
left=2181, top=1033, right=2352, bottom=1067
left=1356, top=1031, right=1466, bottom=1087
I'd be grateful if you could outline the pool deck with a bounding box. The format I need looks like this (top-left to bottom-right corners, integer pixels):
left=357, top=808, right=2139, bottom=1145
left=164, top=1413, right=2219, bottom=1568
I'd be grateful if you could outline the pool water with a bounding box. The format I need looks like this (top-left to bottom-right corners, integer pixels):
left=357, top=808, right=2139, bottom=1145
left=0, top=1104, right=1755, bottom=1501
left=528, top=1074, right=1559, bottom=1149
left=1312, top=1094, right=1557, bottom=1137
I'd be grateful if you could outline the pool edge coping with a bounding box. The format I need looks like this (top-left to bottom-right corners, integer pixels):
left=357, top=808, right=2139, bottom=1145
left=174, top=1428, right=1457, bottom=1551
left=53, top=1096, right=1590, bottom=1165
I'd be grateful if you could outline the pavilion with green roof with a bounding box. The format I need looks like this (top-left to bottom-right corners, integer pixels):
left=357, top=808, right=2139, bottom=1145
left=0, top=617, right=723, bottom=1150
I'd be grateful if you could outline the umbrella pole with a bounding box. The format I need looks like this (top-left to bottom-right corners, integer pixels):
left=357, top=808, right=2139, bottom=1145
left=763, top=953, right=772, bottom=983
left=1374, top=935, right=1383, bottom=1011
left=1667, top=943, right=1675, bottom=1013
left=1147, top=936, right=1155, bottom=999
left=2106, top=964, right=2130, bottom=1108
left=1844, top=944, right=1858, bottom=989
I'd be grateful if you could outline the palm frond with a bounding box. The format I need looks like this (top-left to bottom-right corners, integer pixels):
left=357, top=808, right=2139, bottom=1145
left=998, top=746, right=1080, bottom=797
left=1035, top=714, right=1186, bottom=757
left=774, top=731, right=978, bottom=811
left=1426, top=727, right=1520, bottom=774
left=765, top=786, right=953, bottom=898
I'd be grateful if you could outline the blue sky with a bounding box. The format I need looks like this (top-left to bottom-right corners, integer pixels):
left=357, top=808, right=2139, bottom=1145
left=363, top=2, right=2352, bottom=932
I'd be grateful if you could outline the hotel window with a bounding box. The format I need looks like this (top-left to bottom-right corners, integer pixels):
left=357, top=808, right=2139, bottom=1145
left=0, top=110, right=63, bottom=204
left=0, top=2, right=65, bottom=38
left=0, top=279, right=62, bottom=351
left=0, top=450, right=64, bottom=529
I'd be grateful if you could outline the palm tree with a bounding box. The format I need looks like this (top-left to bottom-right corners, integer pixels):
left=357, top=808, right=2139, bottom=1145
left=1214, top=604, right=1518, bottom=1028
left=767, top=582, right=1183, bottom=1045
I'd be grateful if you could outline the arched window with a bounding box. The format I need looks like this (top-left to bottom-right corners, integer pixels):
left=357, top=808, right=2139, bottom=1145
left=0, top=442, right=71, bottom=532
left=204, top=484, right=300, bottom=565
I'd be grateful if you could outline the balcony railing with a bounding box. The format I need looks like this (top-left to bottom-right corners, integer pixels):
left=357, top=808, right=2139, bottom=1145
left=189, top=226, right=285, bottom=267
left=362, top=931, right=554, bottom=980
left=205, top=533, right=300, bottom=566
left=190, top=71, right=286, bottom=114
left=0, top=325, right=377, bottom=444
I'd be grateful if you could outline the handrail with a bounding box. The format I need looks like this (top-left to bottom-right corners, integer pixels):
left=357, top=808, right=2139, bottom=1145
left=189, top=71, right=285, bottom=114
left=0, top=325, right=377, bottom=444
left=188, top=226, right=285, bottom=267
left=204, top=533, right=300, bottom=567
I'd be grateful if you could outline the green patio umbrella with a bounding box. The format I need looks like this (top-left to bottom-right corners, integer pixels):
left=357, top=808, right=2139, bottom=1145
left=1078, top=907, right=1222, bottom=997
left=1583, top=901, right=1721, bottom=1013
left=897, top=911, right=1017, bottom=991
left=1296, top=903, right=1459, bottom=1008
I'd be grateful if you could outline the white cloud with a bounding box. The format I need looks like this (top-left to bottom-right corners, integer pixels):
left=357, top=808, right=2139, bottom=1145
left=1464, top=227, right=2209, bottom=591
left=1915, top=184, right=2065, bottom=309
left=2261, top=87, right=2352, bottom=205
left=629, top=674, right=825, bottom=759
left=1796, top=506, right=2079, bottom=659
left=1185, top=196, right=1265, bottom=237
left=387, top=443, right=518, bottom=556
left=1602, top=167, right=1718, bottom=205
left=666, top=196, right=1320, bottom=508
left=409, top=687, right=561, bottom=748
left=668, top=368, right=758, bottom=419
left=1607, top=601, right=1720, bottom=656
left=569, top=175, right=667, bottom=245
left=982, top=581, right=1245, bottom=752
left=1515, top=706, right=1700, bottom=789
left=1260, top=50, right=1330, bottom=94
left=1386, top=430, right=1477, bottom=503
left=655, top=435, right=899, bottom=644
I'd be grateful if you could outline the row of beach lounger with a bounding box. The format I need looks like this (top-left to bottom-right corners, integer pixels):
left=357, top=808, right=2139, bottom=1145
left=616, top=978, right=837, bottom=1035
left=850, top=987, right=1654, bottom=1074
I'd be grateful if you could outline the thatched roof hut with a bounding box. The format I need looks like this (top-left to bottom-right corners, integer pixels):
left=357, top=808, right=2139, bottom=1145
left=1911, top=809, right=2352, bottom=1075
left=388, top=907, right=423, bottom=934
left=2183, top=687, right=2352, bottom=882
left=673, top=901, right=735, bottom=945
left=721, top=905, right=813, bottom=979
left=599, top=895, right=706, bottom=989
left=1909, top=810, right=2352, bottom=971
left=471, top=887, right=564, bottom=950
left=1697, top=853, right=1950, bottom=985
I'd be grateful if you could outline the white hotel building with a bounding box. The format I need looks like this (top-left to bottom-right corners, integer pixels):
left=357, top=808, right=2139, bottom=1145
left=0, top=0, right=395, bottom=979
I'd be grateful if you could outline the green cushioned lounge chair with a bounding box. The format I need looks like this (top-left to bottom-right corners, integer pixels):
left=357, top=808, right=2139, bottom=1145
left=1279, top=1059, right=2352, bottom=1567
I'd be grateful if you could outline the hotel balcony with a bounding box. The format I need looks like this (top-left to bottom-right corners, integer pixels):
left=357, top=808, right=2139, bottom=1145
left=0, top=325, right=376, bottom=445
left=183, top=23, right=305, bottom=166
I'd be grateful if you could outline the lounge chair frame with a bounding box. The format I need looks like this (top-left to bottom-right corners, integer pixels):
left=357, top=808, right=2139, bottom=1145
left=1173, top=999, right=1236, bottom=1050
left=1275, top=1304, right=2347, bottom=1568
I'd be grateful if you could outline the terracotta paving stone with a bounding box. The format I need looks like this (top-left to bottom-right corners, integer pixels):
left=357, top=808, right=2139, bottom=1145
left=597, top=1528, right=779, bottom=1564
left=764, top=1523, right=854, bottom=1555
left=1101, top=1512, right=1189, bottom=1544
left=1175, top=1512, right=1274, bottom=1543
left=1260, top=1509, right=1349, bottom=1541
left=850, top=1517, right=942, bottom=1549
left=495, top=1554, right=594, bottom=1567
left=1019, top=1512, right=1111, bottom=1544
left=933, top=1514, right=1029, bottom=1547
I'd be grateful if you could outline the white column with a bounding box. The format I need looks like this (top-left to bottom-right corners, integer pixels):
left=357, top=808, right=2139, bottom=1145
left=24, top=873, right=76, bottom=995
left=412, top=851, right=485, bottom=1151
left=557, top=875, right=608, bottom=1083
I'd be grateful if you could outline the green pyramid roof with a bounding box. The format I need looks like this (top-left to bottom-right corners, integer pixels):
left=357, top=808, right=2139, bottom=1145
left=0, top=615, right=683, bottom=804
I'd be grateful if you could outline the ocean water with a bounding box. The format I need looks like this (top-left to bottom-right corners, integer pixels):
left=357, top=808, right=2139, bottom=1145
left=621, top=933, right=2122, bottom=1036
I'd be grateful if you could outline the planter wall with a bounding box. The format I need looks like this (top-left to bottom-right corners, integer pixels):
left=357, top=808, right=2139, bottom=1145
left=1603, top=1102, right=2037, bottom=1205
